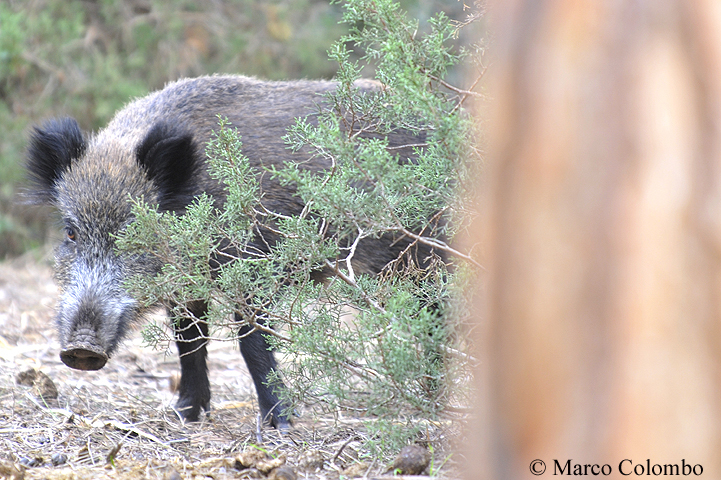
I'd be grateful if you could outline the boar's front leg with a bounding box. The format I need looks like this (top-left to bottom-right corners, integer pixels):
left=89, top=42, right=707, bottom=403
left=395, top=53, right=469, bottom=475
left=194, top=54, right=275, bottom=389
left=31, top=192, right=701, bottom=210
left=172, top=300, right=211, bottom=422
left=237, top=316, right=292, bottom=430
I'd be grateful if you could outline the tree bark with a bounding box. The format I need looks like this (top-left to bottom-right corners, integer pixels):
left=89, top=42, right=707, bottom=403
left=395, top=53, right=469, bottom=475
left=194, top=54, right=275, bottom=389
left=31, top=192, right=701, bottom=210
left=467, top=1, right=721, bottom=478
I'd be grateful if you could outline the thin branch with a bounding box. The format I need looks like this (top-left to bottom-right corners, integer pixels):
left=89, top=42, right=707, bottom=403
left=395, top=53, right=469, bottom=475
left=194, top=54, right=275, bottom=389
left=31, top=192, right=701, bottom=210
left=344, top=227, right=364, bottom=282
left=398, top=226, right=485, bottom=271
left=441, top=344, right=477, bottom=364
left=452, top=63, right=489, bottom=113
left=245, top=318, right=292, bottom=343
left=386, top=143, right=429, bottom=151
left=428, top=73, right=483, bottom=99
left=324, top=259, right=387, bottom=315
left=332, top=435, right=357, bottom=465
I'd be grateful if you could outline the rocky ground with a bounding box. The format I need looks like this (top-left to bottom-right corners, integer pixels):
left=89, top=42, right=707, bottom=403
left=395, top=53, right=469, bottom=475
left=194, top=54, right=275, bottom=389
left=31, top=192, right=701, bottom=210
left=0, top=251, right=461, bottom=480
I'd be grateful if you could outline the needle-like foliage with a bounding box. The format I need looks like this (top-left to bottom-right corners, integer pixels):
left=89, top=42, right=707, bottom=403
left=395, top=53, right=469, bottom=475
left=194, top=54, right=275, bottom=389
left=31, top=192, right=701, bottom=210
left=116, top=0, right=485, bottom=458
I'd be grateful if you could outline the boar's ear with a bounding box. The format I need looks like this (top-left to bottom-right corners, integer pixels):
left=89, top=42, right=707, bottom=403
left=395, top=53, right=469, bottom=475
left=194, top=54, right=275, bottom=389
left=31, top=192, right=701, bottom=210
left=136, top=121, right=202, bottom=212
left=25, top=118, right=86, bottom=203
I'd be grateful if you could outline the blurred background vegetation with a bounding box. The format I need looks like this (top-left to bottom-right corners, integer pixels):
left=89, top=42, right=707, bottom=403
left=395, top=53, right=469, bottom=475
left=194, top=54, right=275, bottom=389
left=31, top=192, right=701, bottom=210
left=0, top=0, right=473, bottom=259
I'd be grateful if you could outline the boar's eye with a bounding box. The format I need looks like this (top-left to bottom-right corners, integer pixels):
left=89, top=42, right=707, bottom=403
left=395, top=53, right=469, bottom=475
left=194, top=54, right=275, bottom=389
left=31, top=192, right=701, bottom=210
left=65, top=227, right=76, bottom=242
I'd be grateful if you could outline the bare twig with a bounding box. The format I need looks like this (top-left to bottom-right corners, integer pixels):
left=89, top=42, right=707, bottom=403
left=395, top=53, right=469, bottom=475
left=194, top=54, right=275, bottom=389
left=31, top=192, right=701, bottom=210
left=345, top=228, right=365, bottom=282
left=332, top=435, right=357, bottom=464
left=398, top=227, right=485, bottom=271
left=324, top=259, right=387, bottom=315
left=451, top=63, right=489, bottom=113
left=385, top=143, right=429, bottom=151
left=428, top=73, right=483, bottom=99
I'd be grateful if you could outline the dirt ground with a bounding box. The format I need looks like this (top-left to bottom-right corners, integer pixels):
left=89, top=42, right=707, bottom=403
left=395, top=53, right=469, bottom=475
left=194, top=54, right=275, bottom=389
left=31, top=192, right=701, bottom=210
left=0, top=251, right=462, bottom=480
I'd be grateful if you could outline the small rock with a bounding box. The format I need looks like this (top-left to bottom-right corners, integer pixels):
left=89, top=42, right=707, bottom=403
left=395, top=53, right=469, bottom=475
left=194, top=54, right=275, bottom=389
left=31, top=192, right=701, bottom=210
left=165, top=468, right=182, bottom=480
left=388, top=445, right=431, bottom=475
left=16, top=368, right=58, bottom=404
left=15, top=369, right=36, bottom=387
left=235, top=448, right=265, bottom=470
left=235, top=448, right=285, bottom=474
left=51, top=453, right=68, bottom=466
left=257, top=456, right=285, bottom=474
left=343, top=462, right=370, bottom=478
left=297, top=450, right=324, bottom=472
left=269, top=466, right=297, bottom=480
left=18, top=457, right=42, bottom=468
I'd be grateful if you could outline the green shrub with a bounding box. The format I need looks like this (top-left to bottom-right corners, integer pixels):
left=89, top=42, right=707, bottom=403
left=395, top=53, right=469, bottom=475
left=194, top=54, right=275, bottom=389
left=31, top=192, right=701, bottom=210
left=117, top=0, right=484, bottom=459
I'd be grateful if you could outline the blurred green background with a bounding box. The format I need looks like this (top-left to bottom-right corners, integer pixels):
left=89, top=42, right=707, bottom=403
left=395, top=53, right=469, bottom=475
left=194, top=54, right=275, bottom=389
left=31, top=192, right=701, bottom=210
left=0, top=0, right=471, bottom=259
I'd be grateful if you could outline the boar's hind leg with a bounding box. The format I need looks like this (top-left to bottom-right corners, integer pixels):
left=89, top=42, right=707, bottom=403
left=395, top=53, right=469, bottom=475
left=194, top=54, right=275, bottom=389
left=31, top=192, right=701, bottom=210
left=172, top=300, right=211, bottom=422
left=237, top=317, right=292, bottom=430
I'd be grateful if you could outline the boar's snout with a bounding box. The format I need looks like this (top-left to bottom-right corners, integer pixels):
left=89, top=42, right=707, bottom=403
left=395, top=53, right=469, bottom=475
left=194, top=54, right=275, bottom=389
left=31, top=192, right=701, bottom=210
left=55, top=278, right=135, bottom=371
left=60, top=346, right=109, bottom=370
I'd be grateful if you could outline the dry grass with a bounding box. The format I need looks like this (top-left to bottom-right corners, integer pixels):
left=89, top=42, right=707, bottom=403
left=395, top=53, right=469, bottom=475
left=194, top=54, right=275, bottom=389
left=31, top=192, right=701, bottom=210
left=0, top=252, right=462, bottom=479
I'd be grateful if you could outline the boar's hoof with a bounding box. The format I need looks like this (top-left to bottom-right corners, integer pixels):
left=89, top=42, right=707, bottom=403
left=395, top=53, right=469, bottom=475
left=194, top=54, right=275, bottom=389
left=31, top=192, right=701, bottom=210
left=175, top=395, right=209, bottom=422
left=60, top=347, right=108, bottom=370
left=273, top=418, right=292, bottom=434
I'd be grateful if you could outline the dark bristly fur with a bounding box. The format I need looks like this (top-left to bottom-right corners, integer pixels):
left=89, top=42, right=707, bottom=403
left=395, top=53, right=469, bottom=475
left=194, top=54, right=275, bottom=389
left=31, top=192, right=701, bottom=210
left=26, top=118, right=86, bottom=203
left=135, top=121, right=202, bottom=212
left=24, top=75, right=432, bottom=430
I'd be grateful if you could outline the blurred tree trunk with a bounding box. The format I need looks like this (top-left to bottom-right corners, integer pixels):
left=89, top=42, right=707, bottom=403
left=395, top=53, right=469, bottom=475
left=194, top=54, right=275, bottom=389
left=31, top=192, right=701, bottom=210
left=468, top=1, right=721, bottom=478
